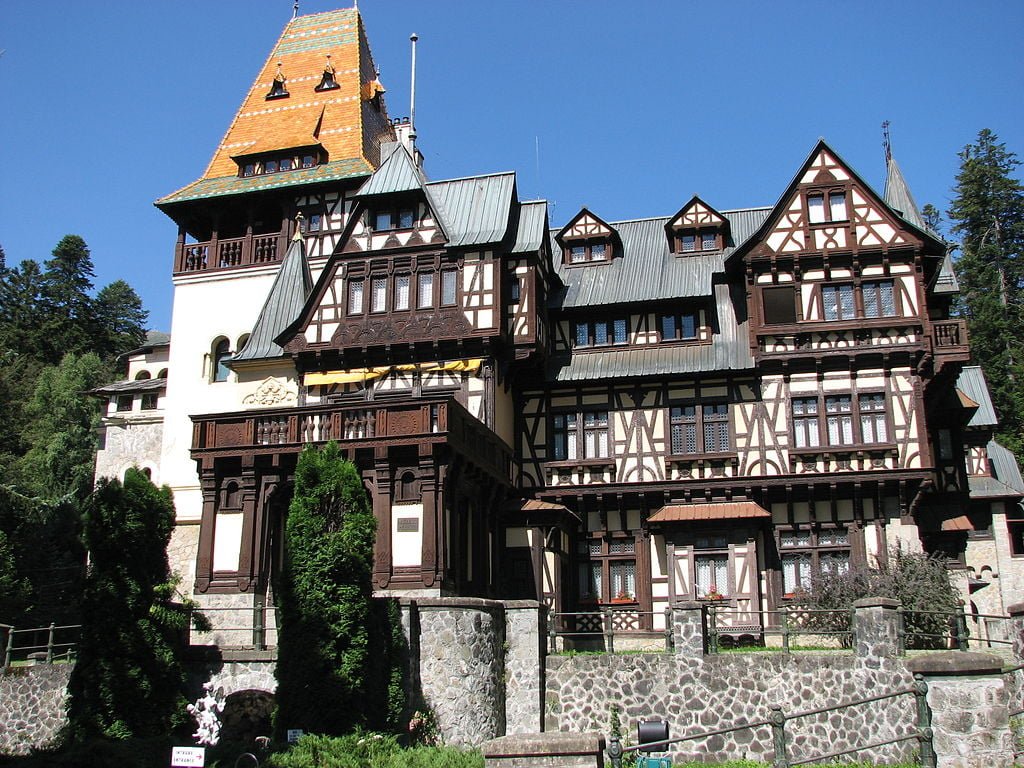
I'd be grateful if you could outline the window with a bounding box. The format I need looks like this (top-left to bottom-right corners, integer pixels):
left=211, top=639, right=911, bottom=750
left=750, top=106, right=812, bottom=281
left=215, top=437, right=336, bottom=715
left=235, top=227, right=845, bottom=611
left=417, top=272, right=434, bottom=309
left=315, top=62, right=339, bottom=92
left=1007, top=510, right=1024, bottom=557
left=574, top=319, right=627, bottom=347
left=566, top=241, right=609, bottom=264
left=676, top=229, right=719, bottom=253
left=863, top=281, right=896, bottom=318
left=302, top=155, right=315, bottom=169
left=807, top=190, right=848, bottom=223
left=212, top=338, right=231, bottom=383
left=553, top=410, right=609, bottom=461
left=134, top=370, right=151, bottom=381
left=141, top=393, right=159, bottom=411
left=858, top=393, right=889, bottom=443
left=670, top=403, right=731, bottom=454
left=373, top=208, right=416, bottom=231
left=762, top=286, right=797, bottom=325
left=695, top=535, right=730, bottom=598
left=279, top=158, right=293, bottom=172
left=394, top=275, right=411, bottom=311
left=157, top=369, right=168, bottom=380
left=300, top=210, right=323, bottom=233
left=441, top=270, right=458, bottom=306
left=264, top=159, right=278, bottom=174
left=661, top=312, right=698, bottom=341
left=792, top=398, right=820, bottom=448
left=794, top=393, right=890, bottom=448
left=116, top=395, right=133, bottom=412
left=579, top=538, right=636, bottom=602
left=371, top=277, right=387, bottom=313
left=825, top=395, right=853, bottom=445
left=780, top=528, right=850, bottom=595
left=822, top=284, right=855, bottom=321
left=348, top=279, right=364, bottom=314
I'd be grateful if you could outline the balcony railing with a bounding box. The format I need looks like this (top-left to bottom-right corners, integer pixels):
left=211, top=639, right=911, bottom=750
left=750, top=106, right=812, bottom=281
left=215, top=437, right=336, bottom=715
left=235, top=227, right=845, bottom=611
left=932, top=319, right=969, bottom=352
left=175, top=232, right=285, bottom=274
left=191, top=397, right=514, bottom=481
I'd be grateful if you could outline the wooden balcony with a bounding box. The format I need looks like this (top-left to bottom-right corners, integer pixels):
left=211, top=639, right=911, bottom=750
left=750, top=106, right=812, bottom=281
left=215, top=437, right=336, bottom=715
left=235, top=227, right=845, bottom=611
left=190, top=397, right=514, bottom=482
left=931, top=319, right=970, bottom=362
left=175, top=232, right=286, bottom=275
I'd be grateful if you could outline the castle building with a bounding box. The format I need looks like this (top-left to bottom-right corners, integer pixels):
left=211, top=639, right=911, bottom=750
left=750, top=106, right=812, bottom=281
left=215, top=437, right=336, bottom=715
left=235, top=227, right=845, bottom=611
left=94, top=7, right=1023, bottom=645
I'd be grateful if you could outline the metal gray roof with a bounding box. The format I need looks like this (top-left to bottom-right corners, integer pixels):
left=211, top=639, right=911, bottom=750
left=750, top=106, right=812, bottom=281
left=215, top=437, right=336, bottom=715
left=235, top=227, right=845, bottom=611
left=934, top=253, right=960, bottom=294
left=547, top=283, right=754, bottom=381
left=91, top=377, right=166, bottom=395
left=989, top=440, right=1024, bottom=494
left=355, top=144, right=425, bottom=197
left=883, top=157, right=926, bottom=231
left=511, top=201, right=548, bottom=254
left=426, top=172, right=517, bottom=248
left=958, top=366, right=999, bottom=427
left=233, top=235, right=313, bottom=362
left=551, top=207, right=771, bottom=309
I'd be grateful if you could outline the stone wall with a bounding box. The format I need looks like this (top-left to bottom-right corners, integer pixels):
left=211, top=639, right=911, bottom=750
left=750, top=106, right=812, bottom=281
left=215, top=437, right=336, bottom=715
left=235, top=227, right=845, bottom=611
left=0, top=664, right=72, bottom=755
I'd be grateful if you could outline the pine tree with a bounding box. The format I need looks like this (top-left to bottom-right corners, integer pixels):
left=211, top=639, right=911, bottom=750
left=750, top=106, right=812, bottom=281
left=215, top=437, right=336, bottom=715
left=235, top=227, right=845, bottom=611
left=948, top=129, right=1024, bottom=459
left=94, top=279, right=148, bottom=361
left=40, top=235, right=100, bottom=361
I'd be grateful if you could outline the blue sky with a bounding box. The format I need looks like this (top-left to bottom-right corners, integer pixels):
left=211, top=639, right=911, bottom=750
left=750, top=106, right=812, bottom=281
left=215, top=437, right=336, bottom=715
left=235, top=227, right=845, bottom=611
left=2, top=1, right=1022, bottom=332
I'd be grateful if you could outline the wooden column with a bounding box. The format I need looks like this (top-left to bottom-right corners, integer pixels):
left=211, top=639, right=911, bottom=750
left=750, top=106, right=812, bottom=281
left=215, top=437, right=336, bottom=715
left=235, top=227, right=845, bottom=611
left=372, top=447, right=393, bottom=589
left=194, top=462, right=218, bottom=593
left=420, top=444, right=438, bottom=588
left=236, top=457, right=257, bottom=592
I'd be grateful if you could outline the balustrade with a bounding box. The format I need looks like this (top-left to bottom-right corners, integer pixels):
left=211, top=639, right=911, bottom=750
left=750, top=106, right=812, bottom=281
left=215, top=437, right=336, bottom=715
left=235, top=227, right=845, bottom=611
left=176, top=232, right=284, bottom=274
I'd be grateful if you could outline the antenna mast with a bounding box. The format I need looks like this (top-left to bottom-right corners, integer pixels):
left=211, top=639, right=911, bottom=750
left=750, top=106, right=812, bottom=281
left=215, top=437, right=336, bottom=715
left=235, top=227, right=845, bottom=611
left=882, top=120, right=892, bottom=167
left=409, top=33, right=419, bottom=155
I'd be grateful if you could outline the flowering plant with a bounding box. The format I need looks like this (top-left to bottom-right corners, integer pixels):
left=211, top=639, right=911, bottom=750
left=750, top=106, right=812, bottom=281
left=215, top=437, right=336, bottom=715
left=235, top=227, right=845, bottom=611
left=701, top=584, right=725, bottom=601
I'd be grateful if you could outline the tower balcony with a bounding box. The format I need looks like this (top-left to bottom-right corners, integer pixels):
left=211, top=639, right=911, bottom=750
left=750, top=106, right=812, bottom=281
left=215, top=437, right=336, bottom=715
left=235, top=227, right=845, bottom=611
left=175, top=232, right=287, bottom=275
left=931, top=319, right=970, bottom=364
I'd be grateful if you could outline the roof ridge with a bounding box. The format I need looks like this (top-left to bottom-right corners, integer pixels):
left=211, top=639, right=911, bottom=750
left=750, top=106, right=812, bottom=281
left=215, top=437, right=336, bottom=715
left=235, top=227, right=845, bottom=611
left=427, top=170, right=517, bottom=185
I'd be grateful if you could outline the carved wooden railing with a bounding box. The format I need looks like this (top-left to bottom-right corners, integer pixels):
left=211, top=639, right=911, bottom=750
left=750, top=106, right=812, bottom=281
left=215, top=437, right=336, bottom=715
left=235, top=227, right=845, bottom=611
left=175, top=232, right=285, bottom=274
left=932, top=320, right=968, bottom=350
left=191, top=397, right=513, bottom=481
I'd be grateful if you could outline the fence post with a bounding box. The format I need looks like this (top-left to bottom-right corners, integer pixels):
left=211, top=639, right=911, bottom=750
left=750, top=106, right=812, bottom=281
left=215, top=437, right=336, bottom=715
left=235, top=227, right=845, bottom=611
left=253, top=600, right=265, bottom=650
left=897, top=608, right=906, bottom=656
left=708, top=604, right=719, bottom=655
left=664, top=606, right=674, bottom=651
left=548, top=611, right=557, bottom=655
left=913, top=673, right=937, bottom=768
left=603, top=608, right=615, bottom=655
left=955, top=602, right=970, bottom=651
left=769, top=704, right=789, bottom=768
left=4, top=626, right=14, bottom=668
left=45, top=622, right=55, bottom=664
left=607, top=736, right=623, bottom=768
left=781, top=608, right=790, bottom=654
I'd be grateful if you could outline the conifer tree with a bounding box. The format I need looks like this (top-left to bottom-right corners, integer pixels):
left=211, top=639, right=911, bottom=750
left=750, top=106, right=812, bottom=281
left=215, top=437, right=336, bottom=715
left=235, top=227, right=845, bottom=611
left=40, top=235, right=100, bottom=361
left=274, top=442, right=379, bottom=737
left=67, top=469, right=197, bottom=740
left=948, top=129, right=1024, bottom=459
left=93, top=279, right=148, bottom=361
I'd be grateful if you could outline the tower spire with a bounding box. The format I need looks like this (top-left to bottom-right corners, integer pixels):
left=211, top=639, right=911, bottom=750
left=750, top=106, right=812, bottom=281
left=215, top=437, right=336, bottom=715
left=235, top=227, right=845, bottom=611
left=882, top=120, right=892, bottom=167
left=292, top=1, right=299, bottom=19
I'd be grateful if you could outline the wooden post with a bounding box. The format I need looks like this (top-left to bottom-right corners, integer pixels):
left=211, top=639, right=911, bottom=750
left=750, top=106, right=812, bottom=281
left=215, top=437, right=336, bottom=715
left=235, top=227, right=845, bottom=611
left=45, top=623, right=55, bottom=664
left=4, top=626, right=14, bottom=668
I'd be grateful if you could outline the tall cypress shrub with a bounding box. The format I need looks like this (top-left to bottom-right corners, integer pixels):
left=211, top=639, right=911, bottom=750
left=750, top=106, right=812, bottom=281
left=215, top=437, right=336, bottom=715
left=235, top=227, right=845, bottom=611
left=274, top=442, right=379, bottom=738
left=67, top=468, right=196, bottom=740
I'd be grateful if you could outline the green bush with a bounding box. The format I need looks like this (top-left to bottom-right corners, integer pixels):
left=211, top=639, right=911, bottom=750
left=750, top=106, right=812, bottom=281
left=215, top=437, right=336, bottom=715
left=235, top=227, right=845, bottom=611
left=804, top=547, right=960, bottom=649
left=266, top=733, right=483, bottom=768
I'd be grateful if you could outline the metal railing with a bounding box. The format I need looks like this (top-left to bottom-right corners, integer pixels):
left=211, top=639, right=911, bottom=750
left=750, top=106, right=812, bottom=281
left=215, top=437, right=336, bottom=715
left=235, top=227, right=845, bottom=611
left=706, top=604, right=853, bottom=653
left=2, top=622, right=80, bottom=667
left=188, top=605, right=278, bottom=651
left=608, top=675, right=934, bottom=768
left=548, top=608, right=673, bottom=654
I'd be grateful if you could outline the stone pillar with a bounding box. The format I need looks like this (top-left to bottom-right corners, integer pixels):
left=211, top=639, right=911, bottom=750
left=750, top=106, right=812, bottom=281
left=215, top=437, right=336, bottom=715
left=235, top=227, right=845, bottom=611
left=504, top=600, right=545, bottom=735
left=672, top=602, right=706, bottom=657
left=410, top=597, right=506, bottom=745
left=1006, top=602, right=1024, bottom=663
left=852, top=597, right=901, bottom=664
left=907, top=652, right=1014, bottom=768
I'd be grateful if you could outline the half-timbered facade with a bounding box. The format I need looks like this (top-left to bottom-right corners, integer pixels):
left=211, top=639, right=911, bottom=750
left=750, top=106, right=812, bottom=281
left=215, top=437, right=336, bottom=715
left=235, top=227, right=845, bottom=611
left=131, top=6, right=1023, bottom=643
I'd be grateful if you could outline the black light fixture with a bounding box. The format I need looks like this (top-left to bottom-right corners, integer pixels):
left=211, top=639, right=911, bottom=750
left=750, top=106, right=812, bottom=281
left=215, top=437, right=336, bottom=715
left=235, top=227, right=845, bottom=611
left=637, top=719, right=669, bottom=754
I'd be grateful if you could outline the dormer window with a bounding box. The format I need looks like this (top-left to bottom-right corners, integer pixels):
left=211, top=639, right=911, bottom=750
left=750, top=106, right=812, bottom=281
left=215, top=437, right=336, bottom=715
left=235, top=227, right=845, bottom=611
left=373, top=207, right=417, bottom=231
left=236, top=150, right=321, bottom=178
left=315, top=55, right=340, bottom=92
left=666, top=197, right=728, bottom=255
left=807, top=190, right=848, bottom=223
left=677, top=229, right=720, bottom=253
left=266, top=63, right=289, bottom=100
left=567, top=241, right=610, bottom=264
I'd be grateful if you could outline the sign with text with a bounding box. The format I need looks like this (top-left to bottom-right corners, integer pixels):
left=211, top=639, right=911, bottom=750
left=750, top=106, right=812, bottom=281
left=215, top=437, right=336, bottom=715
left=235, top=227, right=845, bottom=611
left=287, top=729, right=304, bottom=744
left=171, top=746, right=205, bottom=767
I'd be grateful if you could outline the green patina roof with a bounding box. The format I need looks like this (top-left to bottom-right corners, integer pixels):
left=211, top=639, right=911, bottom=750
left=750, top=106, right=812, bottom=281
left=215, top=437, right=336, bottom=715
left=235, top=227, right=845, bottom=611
left=156, top=157, right=373, bottom=207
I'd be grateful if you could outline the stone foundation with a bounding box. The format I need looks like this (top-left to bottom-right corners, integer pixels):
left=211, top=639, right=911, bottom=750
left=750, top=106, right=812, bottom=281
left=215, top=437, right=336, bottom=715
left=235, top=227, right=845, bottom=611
left=0, top=664, right=72, bottom=755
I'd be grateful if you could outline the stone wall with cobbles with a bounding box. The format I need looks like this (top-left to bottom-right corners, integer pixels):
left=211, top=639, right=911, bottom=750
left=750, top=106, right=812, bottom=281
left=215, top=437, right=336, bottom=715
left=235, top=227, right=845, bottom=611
left=0, top=664, right=72, bottom=756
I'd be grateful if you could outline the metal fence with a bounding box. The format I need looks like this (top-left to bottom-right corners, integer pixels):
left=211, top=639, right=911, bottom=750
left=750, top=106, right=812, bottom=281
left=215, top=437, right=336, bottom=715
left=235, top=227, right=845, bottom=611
left=608, top=675, right=935, bottom=768
left=548, top=608, right=673, bottom=654
left=706, top=605, right=852, bottom=653
left=1, top=622, right=80, bottom=667
left=188, top=604, right=278, bottom=651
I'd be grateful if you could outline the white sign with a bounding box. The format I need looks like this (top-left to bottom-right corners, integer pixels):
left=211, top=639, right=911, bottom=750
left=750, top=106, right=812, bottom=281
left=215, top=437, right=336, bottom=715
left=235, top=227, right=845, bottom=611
left=171, top=746, right=206, bottom=767
left=287, top=728, right=305, bottom=744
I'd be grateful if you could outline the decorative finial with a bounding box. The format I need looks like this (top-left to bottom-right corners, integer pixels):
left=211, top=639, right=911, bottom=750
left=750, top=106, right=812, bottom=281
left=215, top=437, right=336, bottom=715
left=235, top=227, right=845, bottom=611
left=882, top=120, right=892, bottom=167
left=293, top=212, right=305, bottom=241
left=293, top=1, right=299, bottom=19
left=324, top=54, right=335, bottom=74
left=266, top=62, right=289, bottom=99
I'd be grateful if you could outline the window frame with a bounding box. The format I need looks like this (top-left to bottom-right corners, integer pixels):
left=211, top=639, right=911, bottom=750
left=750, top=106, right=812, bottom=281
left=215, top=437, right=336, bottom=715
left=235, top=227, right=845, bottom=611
left=211, top=338, right=231, bottom=383
left=564, top=240, right=611, bottom=265
left=806, top=188, right=849, bottom=224
left=574, top=318, right=628, bottom=348
left=791, top=392, right=892, bottom=450
left=660, top=311, right=699, bottom=342
left=577, top=536, right=638, bottom=604
left=778, top=526, right=851, bottom=597
left=552, top=409, right=611, bottom=462
left=669, top=402, right=732, bottom=456
left=372, top=206, right=418, bottom=232
left=761, top=285, right=798, bottom=325
left=674, top=228, right=721, bottom=254
left=693, top=534, right=731, bottom=599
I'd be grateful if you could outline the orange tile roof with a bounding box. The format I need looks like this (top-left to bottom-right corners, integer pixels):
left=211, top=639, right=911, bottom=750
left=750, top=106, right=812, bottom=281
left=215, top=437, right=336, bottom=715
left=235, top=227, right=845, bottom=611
left=648, top=501, right=771, bottom=523
left=941, top=516, right=974, bottom=532
left=159, top=8, right=393, bottom=206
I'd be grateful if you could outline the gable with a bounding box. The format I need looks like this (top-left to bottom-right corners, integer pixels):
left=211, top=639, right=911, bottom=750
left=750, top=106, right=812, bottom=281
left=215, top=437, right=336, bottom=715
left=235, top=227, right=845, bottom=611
left=559, top=210, right=614, bottom=241
left=668, top=197, right=726, bottom=229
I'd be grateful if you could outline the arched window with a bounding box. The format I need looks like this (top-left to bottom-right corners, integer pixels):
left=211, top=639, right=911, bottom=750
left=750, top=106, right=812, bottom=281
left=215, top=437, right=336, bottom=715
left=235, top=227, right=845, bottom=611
left=212, top=338, right=231, bottom=383
left=237, top=334, right=250, bottom=354
left=134, top=370, right=151, bottom=380
left=157, top=368, right=168, bottom=380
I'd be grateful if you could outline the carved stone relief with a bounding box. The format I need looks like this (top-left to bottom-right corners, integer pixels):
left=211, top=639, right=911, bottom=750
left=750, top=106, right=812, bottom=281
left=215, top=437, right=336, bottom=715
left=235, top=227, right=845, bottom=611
left=242, top=377, right=297, bottom=407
